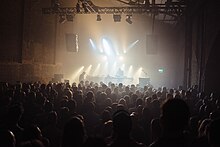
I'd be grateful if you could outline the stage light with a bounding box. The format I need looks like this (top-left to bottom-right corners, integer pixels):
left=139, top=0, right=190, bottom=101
left=96, top=14, right=101, bottom=21
left=85, top=65, right=92, bottom=75
left=128, top=65, right=133, bottom=77
left=126, top=15, right=132, bottom=24
left=119, top=56, right=124, bottom=61
left=113, top=14, right=121, bottom=22
left=66, top=14, right=74, bottom=21
left=103, top=56, right=107, bottom=61
left=102, top=38, right=113, bottom=56
left=59, top=15, right=66, bottom=24
left=128, top=40, right=139, bottom=49
left=89, top=39, right=96, bottom=50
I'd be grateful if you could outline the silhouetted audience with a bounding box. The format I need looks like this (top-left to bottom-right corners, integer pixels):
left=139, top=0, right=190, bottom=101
left=0, top=80, right=219, bottom=147
left=149, top=98, right=191, bottom=147
left=61, top=117, right=85, bottom=147
left=109, top=110, right=145, bottom=147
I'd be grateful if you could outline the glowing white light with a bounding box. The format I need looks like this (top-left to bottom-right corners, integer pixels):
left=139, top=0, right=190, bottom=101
left=103, top=62, right=109, bottom=75
left=110, top=62, right=117, bottom=76
left=128, top=65, right=133, bottom=77
left=133, top=67, right=143, bottom=84
left=102, top=56, right=107, bottom=61
left=71, top=66, right=85, bottom=83
left=89, top=39, right=96, bottom=50
left=85, top=65, right=92, bottom=75
left=99, top=47, right=104, bottom=53
left=119, top=56, right=124, bottom=61
left=93, top=64, right=100, bottom=76
left=127, top=40, right=139, bottom=51
left=121, top=64, right=125, bottom=70
left=102, top=38, right=112, bottom=56
left=158, top=68, right=164, bottom=73
left=123, top=50, right=127, bottom=54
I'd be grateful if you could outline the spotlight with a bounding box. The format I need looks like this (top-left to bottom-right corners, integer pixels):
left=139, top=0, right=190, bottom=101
left=126, top=15, right=132, bottom=24
left=119, top=56, right=124, bottom=61
left=59, top=15, right=66, bottom=24
left=113, top=14, right=121, bottom=22
left=66, top=14, right=74, bottom=21
left=96, top=14, right=101, bottom=21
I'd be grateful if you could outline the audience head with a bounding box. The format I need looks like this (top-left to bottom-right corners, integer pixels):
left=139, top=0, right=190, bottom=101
left=0, top=130, right=16, bottom=147
left=112, top=110, right=132, bottom=138
left=208, top=118, right=220, bottom=147
left=160, top=98, right=190, bottom=133
left=23, top=125, right=43, bottom=141
left=62, top=117, right=85, bottom=147
left=7, top=104, right=24, bottom=125
left=19, top=140, right=45, bottom=147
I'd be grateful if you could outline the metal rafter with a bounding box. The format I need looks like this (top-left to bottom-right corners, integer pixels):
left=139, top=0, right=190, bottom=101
left=42, top=0, right=186, bottom=22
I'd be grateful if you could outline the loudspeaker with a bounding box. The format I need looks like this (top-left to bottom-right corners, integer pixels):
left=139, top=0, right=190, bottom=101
left=146, top=35, right=158, bottom=54
left=65, top=33, right=79, bottom=52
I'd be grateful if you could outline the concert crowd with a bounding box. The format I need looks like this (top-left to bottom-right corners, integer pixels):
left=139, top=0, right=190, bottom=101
left=0, top=80, right=220, bottom=147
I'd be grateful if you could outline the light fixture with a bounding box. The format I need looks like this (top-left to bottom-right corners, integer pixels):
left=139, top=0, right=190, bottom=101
left=126, top=15, right=132, bottom=24
left=96, top=14, right=101, bottom=21
left=113, top=14, right=121, bottom=22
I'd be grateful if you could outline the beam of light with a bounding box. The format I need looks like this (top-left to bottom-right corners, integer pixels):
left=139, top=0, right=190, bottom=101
left=118, top=56, right=124, bottom=61
left=99, top=47, right=104, bottom=53
left=98, top=43, right=104, bottom=53
left=133, top=67, right=143, bottom=84
left=85, top=65, right=92, bottom=75
left=93, top=63, right=100, bottom=76
left=127, top=65, right=133, bottom=77
left=71, top=66, right=85, bottom=83
left=127, top=40, right=139, bottom=52
left=102, top=38, right=113, bottom=56
left=113, top=42, right=120, bottom=56
left=103, top=62, right=109, bottom=76
left=114, top=47, right=119, bottom=56
left=121, top=64, right=125, bottom=71
left=102, top=55, right=107, bottom=61
left=89, top=39, right=96, bottom=51
left=110, top=61, right=117, bottom=76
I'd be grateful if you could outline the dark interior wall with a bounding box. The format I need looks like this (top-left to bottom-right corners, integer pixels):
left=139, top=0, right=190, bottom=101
left=0, top=0, right=61, bottom=83
left=0, top=0, right=23, bottom=62
left=190, top=0, right=220, bottom=91
left=205, top=32, right=220, bottom=94
left=22, top=0, right=56, bottom=64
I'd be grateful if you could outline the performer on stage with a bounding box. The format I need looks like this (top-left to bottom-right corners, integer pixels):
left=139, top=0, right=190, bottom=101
left=79, top=71, right=86, bottom=82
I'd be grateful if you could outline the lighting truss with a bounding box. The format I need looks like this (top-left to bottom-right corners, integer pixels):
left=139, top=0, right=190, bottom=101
left=42, top=0, right=186, bottom=23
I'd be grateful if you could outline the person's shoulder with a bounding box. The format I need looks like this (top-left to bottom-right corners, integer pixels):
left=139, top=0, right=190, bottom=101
left=136, top=142, right=146, bottom=147
left=148, top=142, right=158, bottom=147
left=148, top=139, right=165, bottom=147
left=108, top=139, right=146, bottom=147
